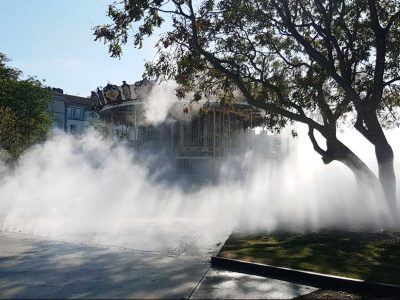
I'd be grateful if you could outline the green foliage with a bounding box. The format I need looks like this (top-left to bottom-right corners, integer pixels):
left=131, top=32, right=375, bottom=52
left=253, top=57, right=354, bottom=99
left=0, top=54, right=52, bottom=159
left=0, top=106, right=22, bottom=159
left=219, top=230, right=400, bottom=285
left=94, top=0, right=400, bottom=151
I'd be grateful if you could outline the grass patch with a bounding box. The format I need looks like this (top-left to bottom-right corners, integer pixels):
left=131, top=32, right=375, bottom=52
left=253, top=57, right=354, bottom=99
left=217, top=230, right=400, bottom=285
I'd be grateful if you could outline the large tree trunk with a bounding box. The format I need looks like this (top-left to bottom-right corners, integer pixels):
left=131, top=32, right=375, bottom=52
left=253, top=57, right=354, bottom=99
left=363, top=113, right=397, bottom=218
left=326, top=139, right=379, bottom=187
left=324, top=135, right=397, bottom=226
left=308, top=127, right=379, bottom=186
left=323, top=138, right=397, bottom=227
left=375, top=141, right=396, bottom=214
left=309, top=121, right=396, bottom=226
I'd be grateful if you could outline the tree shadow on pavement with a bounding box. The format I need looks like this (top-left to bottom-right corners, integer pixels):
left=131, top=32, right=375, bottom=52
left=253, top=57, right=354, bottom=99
left=0, top=232, right=211, bottom=299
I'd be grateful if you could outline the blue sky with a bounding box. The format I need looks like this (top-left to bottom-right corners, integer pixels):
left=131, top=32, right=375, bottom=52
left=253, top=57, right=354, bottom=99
left=0, top=0, right=162, bottom=96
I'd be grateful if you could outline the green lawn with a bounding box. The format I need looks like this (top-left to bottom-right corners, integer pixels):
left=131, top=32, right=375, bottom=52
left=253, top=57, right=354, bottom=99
left=217, top=230, right=400, bottom=285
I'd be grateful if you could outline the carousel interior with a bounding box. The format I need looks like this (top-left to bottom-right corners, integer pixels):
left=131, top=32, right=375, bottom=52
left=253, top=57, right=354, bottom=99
left=91, top=81, right=287, bottom=178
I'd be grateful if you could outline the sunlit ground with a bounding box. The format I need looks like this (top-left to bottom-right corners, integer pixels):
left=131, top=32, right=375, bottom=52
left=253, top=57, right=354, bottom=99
left=218, top=230, right=400, bottom=285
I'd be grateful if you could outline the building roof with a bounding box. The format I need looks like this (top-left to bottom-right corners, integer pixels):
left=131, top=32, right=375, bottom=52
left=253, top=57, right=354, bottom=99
left=65, top=94, right=92, bottom=108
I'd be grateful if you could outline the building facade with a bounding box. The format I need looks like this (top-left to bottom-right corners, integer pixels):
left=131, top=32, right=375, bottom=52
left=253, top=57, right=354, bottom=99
left=65, top=94, right=98, bottom=134
left=48, top=88, right=98, bottom=134
left=48, top=88, right=66, bottom=130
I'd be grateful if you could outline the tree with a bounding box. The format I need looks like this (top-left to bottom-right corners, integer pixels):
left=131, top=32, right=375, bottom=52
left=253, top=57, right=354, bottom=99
left=0, top=106, right=22, bottom=160
left=94, top=0, right=400, bottom=218
left=0, top=54, right=52, bottom=158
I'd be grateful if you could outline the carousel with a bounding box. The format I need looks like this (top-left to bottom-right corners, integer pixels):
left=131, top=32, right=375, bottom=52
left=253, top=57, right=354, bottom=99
left=90, top=80, right=286, bottom=177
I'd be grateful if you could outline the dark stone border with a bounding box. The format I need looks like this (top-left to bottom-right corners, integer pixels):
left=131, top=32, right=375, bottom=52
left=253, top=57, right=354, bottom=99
left=211, top=256, right=400, bottom=297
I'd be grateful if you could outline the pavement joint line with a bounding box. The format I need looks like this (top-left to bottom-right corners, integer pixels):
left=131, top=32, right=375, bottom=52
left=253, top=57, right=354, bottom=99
left=2, top=230, right=163, bottom=256
left=211, top=256, right=400, bottom=297
left=187, top=264, right=212, bottom=299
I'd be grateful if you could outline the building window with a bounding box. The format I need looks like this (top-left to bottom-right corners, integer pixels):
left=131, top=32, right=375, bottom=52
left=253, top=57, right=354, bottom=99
left=53, top=119, right=61, bottom=129
left=55, top=119, right=59, bottom=128
left=69, top=107, right=85, bottom=120
left=70, top=124, right=76, bottom=134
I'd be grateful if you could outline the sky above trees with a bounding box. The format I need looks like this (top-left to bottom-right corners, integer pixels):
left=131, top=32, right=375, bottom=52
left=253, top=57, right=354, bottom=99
left=0, top=0, right=163, bottom=96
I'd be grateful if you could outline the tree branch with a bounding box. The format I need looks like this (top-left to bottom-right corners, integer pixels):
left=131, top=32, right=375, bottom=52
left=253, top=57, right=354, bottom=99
left=367, top=0, right=387, bottom=109
left=354, top=113, right=375, bottom=144
left=384, top=76, right=400, bottom=87
left=385, top=9, right=400, bottom=32
left=308, top=126, right=331, bottom=164
left=272, top=0, right=363, bottom=112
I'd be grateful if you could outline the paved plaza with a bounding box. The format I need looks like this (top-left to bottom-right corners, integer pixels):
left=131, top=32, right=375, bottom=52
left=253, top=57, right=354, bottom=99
left=0, top=221, right=317, bottom=299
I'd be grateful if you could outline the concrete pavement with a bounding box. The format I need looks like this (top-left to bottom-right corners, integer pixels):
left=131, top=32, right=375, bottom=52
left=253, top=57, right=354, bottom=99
left=191, top=269, right=317, bottom=299
left=0, top=222, right=317, bottom=299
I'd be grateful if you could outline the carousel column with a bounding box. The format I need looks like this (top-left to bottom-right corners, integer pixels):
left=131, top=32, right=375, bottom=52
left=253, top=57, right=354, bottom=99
left=180, top=121, right=184, bottom=150
left=134, top=107, right=137, bottom=149
left=213, top=108, right=216, bottom=177
left=170, top=122, right=174, bottom=153
left=125, top=110, right=128, bottom=141
left=109, top=112, right=114, bottom=140
left=213, top=109, right=216, bottom=157
left=228, top=112, right=231, bottom=146
left=204, top=118, right=207, bottom=149
left=251, top=112, right=254, bottom=150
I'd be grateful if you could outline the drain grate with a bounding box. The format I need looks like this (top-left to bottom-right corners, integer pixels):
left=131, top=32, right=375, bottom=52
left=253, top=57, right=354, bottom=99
left=167, top=237, right=196, bottom=256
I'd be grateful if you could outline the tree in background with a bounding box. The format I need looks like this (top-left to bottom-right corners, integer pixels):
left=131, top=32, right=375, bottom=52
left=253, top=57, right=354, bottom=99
left=0, top=106, right=22, bottom=160
left=94, top=0, right=400, bottom=219
left=0, top=53, right=52, bottom=159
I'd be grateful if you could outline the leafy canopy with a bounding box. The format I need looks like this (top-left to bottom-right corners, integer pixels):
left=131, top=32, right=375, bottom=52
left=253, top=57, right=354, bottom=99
left=0, top=54, right=52, bottom=159
left=94, top=0, right=400, bottom=153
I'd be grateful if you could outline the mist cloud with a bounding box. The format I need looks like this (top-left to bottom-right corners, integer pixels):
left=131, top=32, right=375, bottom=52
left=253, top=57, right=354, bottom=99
left=144, top=81, right=179, bottom=124
left=0, top=126, right=399, bottom=245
